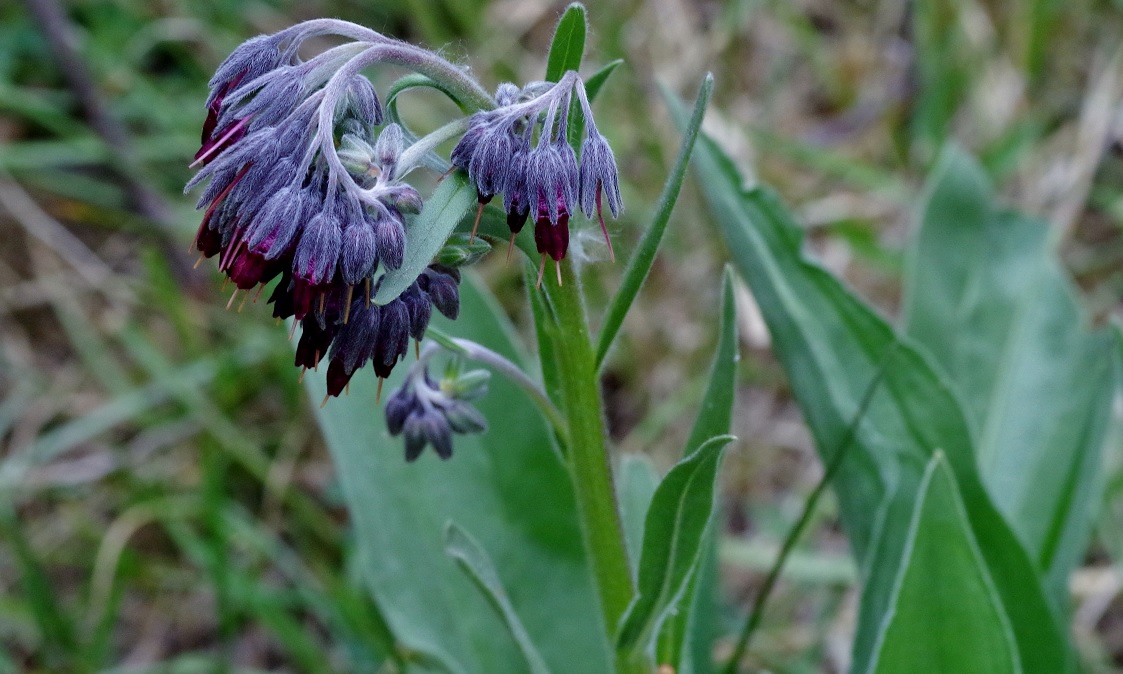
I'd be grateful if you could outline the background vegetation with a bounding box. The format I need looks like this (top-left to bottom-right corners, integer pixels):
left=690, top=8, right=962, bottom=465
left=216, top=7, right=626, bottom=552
left=1, top=0, right=1123, bottom=672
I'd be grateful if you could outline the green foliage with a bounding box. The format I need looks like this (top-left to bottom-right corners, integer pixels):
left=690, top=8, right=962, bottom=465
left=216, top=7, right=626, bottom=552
left=7, top=0, right=1123, bottom=672
left=657, top=266, right=739, bottom=674
left=595, top=75, right=714, bottom=369
left=545, top=4, right=587, bottom=83
left=374, top=172, right=476, bottom=305
left=617, top=435, right=734, bottom=657
left=677, top=97, right=1074, bottom=672
left=904, top=147, right=1118, bottom=603
left=444, top=523, right=553, bottom=674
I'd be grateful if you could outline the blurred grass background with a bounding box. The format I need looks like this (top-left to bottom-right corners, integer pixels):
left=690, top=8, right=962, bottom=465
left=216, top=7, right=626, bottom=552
left=2, top=0, right=1123, bottom=672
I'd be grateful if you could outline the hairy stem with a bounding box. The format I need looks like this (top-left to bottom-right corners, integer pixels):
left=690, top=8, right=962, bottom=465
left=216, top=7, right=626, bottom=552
left=538, top=258, right=636, bottom=658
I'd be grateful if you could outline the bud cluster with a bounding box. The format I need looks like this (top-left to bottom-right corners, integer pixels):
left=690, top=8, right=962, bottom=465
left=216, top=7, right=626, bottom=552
left=450, top=73, right=622, bottom=286
left=384, top=359, right=490, bottom=461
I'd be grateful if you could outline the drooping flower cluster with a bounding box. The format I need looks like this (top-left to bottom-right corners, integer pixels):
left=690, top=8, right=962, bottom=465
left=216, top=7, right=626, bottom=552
left=186, top=19, right=624, bottom=455
left=450, top=72, right=622, bottom=286
left=384, top=358, right=490, bottom=461
left=186, top=23, right=474, bottom=396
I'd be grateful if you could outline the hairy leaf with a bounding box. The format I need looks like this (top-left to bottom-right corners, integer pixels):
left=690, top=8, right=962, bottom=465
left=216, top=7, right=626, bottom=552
left=545, top=4, right=587, bottom=83
left=374, top=172, right=475, bottom=305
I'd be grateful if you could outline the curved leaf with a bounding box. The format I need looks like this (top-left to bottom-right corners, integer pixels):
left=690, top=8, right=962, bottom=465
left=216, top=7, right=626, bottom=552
left=545, top=4, right=587, bottom=82
left=595, top=75, right=714, bottom=368
left=904, top=146, right=1116, bottom=601
left=656, top=265, right=738, bottom=674
left=444, top=523, right=552, bottom=674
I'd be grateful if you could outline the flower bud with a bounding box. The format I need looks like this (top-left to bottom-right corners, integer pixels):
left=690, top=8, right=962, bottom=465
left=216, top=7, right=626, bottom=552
left=373, top=123, right=405, bottom=173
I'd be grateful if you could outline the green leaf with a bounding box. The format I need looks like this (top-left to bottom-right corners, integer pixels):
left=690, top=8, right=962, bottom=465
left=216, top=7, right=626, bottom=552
left=305, top=274, right=611, bottom=673
left=616, top=435, right=735, bottom=656
left=374, top=172, right=475, bottom=305
left=670, top=96, right=1068, bottom=673
left=545, top=3, right=587, bottom=83
left=657, top=265, right=738, bottom=674
left=585, top=59, right=624, bottom=101
left=869, top=453, right=1020, bottom=674
left=904, top=147, right=1117, bottom=603
left=595, top=75, right=714, bottom=369
left=444, top=523, right=553, bottom=674
left=683, top=266, right=738, bottom=453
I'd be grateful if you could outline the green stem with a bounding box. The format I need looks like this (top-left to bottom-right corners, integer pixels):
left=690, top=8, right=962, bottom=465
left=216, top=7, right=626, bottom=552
left=539, top=257, right=636, bottom=655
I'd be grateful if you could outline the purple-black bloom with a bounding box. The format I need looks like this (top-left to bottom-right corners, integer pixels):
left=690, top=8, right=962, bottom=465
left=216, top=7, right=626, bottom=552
left=448, top=73, right=623, bottom=277
left=187, top=19, right=621, bottom=454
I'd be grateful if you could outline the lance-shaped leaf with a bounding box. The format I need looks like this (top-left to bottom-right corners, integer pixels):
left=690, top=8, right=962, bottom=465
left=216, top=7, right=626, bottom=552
left=669, top=91, right=1068, bottom=673
left=904, top=147, right=1117, bottom=602
left=444, top=523, right=552, bottom=674
left=868, top=453, right=1020, bottom=674
left=596, top=76, right=714, bottom=369
left=616, top=435, right=735, bottom=656
left=545, top=4, right=586, bottom=82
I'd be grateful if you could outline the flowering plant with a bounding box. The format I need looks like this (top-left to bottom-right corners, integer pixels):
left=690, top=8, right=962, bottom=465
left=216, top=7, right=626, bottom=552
left=177, top=5, right=1117, bottom=674
left=186, top=11, right=622, bottom=453
left=186, top=6, right=722, bottom=673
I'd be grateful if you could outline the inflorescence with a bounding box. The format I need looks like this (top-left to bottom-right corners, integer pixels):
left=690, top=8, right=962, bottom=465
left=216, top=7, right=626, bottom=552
left=450, top=73, right=622, bottom=286
left=186, top=19, right=621, bottom=459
